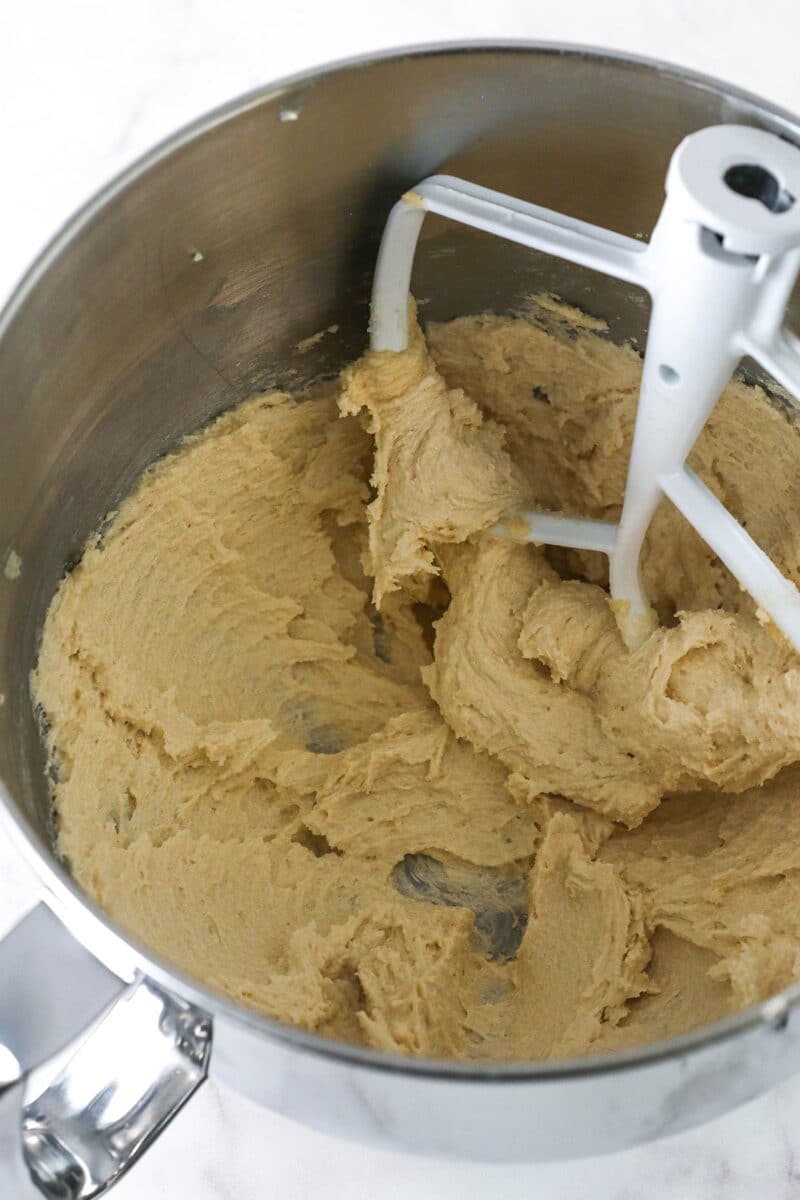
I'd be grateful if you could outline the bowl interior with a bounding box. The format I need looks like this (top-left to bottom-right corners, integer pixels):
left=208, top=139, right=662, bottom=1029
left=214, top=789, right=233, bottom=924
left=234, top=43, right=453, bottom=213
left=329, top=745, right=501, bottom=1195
left=1, top=43, right=799, bottom=1009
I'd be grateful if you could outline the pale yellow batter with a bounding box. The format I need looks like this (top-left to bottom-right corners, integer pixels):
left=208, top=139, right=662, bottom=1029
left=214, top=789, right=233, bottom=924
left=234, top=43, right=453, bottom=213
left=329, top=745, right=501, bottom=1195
left=32, top=298, right=800, bottom=1060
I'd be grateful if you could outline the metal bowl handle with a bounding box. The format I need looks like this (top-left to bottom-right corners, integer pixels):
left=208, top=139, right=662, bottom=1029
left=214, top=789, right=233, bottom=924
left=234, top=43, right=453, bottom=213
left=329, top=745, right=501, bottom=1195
left=0, top=903, right=211, bottom=1198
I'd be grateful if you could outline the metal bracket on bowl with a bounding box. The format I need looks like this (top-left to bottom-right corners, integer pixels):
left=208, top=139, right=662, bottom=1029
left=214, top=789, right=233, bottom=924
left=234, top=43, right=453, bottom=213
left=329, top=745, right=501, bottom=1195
left=0, top=904, right=211, bottom=1198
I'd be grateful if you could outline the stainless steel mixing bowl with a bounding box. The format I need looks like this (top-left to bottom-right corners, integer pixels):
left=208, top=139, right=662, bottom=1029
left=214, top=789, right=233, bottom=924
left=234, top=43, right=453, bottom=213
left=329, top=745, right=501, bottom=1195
left=3, top=41, right=800, bottom=1197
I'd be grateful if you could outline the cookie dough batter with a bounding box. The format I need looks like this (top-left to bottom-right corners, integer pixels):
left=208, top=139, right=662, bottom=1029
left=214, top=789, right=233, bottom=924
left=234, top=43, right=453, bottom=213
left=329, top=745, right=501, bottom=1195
left=33, top=298, right=800, bottom=1060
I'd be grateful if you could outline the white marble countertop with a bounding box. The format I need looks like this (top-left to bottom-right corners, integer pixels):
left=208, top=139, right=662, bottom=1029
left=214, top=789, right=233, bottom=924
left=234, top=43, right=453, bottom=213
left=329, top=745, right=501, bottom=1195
left=3, top=1, right=800, bottom=1196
